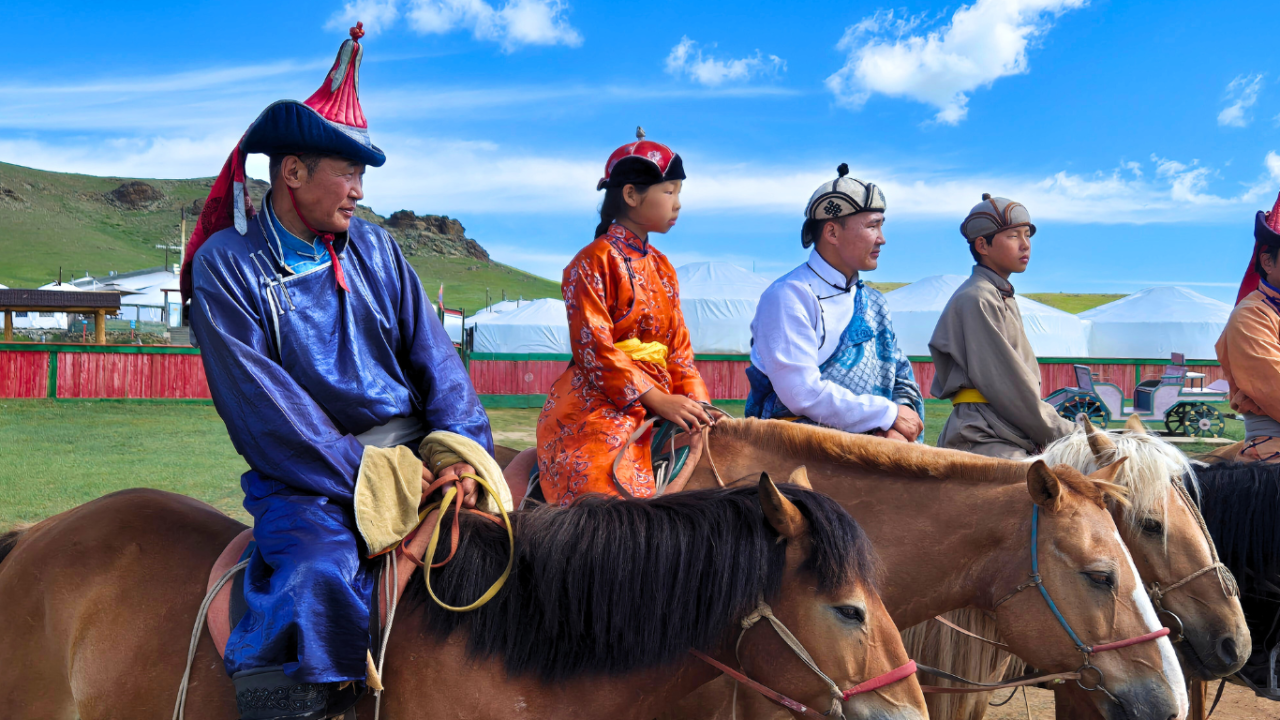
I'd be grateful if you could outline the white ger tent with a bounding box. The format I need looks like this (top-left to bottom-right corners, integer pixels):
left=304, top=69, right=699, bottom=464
left=1078, top=286, right=1231, bottom=359
left=465, top=300, right=522, bottom=328
left=676, top=262, right=773, bottom=354
left=470, top=298, right=570, bottom=354
left=885, top=275, right=1092, bottom=357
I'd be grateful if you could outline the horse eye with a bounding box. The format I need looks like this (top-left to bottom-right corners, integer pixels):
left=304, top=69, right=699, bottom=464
left=1141, top=518, right=1164, bottom=535
left=833, top=605, right=865, bottom=624
left=1083, top=572, right=1115, bottom=589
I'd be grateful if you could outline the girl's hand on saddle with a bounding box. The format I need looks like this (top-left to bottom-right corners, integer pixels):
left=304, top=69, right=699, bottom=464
left=422, top=462, right=480, bottom=508
left=639, top=388, right=713, bottom=433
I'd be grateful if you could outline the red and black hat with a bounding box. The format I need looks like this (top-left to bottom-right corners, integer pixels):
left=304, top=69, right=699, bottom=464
left=1235, top=191, right=1280, bottom=304
left=597, top=127, right=686, bottom=191
left=180, top=22, right=383, bottom=302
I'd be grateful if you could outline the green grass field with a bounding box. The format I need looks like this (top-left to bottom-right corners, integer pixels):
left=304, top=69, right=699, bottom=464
left=0, top=398, right=1078, bottom=526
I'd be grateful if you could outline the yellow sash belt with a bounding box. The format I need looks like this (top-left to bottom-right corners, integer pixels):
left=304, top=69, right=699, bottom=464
left=615, top=338, right=669, bottom=368
left=952, top=388, right=989, bottom=404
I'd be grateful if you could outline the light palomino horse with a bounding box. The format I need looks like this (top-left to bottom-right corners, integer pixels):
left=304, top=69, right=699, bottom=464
left=905, top=415, right=1248, bottom=720
left=667, top=418, right=1189, bottom=720
left=0, top=478, right=927, bottom=720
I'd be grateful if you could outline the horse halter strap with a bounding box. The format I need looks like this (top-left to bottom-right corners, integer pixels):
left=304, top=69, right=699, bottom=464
left=995, top=505, right=1170, bottom=694
left=1146, top=478, right=1239, bottom=633
left=690, top=599, right=917, bottom=720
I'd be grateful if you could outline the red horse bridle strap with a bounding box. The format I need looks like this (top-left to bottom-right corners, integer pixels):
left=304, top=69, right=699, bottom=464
left=688, top=649, right=919, bottom=719
left=689, top=649, right=829, bottom=720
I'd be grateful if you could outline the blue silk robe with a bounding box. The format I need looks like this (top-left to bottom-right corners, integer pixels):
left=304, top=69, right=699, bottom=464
left=190, top=210, right=492, bottom=684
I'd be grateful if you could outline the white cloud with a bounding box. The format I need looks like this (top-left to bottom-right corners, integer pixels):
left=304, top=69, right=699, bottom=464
left=665, top=37, right=785, bottom=87
left=1217, top=73, right=1263, bottom=128
left=827, top=0, right=1087, bottom=124
left=402, top=0, right=581, bottom=50
left=4, top=131, right=1277, bottom=228
left=325, top=0, right=401, bottom=36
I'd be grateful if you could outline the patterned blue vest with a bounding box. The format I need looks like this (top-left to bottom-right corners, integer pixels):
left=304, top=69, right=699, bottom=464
left=746, top=283, right=924, bottom=436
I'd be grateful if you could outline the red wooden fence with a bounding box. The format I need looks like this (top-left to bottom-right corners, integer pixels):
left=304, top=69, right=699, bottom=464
left=0, top=344, right=1226, bottom=403
left=0, top=351, right=48, bottom=398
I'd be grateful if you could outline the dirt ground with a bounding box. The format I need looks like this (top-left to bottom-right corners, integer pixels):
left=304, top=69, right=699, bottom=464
left=985, top=683, right=1277, bottom=719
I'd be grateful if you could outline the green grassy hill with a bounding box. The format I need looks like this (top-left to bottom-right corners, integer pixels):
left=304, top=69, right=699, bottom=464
left=1023, top=292, right=1125, bottom=314
left=0, top=161, right=560, bottom=310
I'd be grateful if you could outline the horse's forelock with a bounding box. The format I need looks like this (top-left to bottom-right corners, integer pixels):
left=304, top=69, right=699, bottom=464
left=1041, top=429, right=1194, bottom=538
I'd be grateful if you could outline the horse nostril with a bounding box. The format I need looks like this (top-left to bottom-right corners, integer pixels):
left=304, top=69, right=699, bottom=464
left=1217, top=636, right=1239, bottom=666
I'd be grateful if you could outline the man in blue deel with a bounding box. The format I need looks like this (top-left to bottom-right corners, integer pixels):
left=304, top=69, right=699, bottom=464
left=180, top=22, right=492, bottom=720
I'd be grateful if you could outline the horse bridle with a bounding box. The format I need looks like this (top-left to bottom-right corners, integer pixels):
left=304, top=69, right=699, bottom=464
left=1144, top=477, right=1239, bottom=645
left=993, top=505, right=1172, bottom=707
left=690, top=599, right=917, bottom=720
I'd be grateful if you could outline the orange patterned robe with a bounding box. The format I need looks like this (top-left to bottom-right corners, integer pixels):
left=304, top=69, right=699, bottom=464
left=536, top=223, right=709, bottom=505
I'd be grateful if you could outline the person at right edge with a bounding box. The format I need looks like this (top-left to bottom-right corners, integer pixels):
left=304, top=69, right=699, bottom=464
left=929, top=194, right=1074, bottom=459
left=1216, top=190, right=1280, bottom=463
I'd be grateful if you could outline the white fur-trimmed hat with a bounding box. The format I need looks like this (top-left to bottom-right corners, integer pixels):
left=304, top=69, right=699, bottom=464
left=805, top=163, right=886, bottom=221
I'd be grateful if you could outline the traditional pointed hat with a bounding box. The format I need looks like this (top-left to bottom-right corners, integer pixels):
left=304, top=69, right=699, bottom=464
left=1235, top=191, right=1280, bottom=304
left=180, top=22, right=385, bottom=301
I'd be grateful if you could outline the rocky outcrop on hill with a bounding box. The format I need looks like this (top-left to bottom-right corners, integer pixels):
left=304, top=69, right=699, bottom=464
left=106, top=181, right=166, bottom=210
left=351, top=206, right=490, bottom=262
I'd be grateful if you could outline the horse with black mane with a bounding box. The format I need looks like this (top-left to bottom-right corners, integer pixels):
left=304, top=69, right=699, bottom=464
left=0, top=475, right=927, bottom=719
left=1193, top=461, right=1280, bottom=701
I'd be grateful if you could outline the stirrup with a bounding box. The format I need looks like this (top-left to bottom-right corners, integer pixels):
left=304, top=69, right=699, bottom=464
left=232, top=666, right=330, bottom=720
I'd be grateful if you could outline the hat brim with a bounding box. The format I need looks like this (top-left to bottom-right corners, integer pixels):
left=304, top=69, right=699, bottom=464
left=599, top=154, right=685, bottom=190
left=242, top=100, right=386, bottom=168
left=1256, top=210, right=1280, bottom=247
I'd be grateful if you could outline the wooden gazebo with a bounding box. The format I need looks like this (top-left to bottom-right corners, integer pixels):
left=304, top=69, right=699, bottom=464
left=0, top=289, right=122, bottom=344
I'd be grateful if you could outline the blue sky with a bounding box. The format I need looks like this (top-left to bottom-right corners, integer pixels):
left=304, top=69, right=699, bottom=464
left=4, top=0, right=1279, bottom=302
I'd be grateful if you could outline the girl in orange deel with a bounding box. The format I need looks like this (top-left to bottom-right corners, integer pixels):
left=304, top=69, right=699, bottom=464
left=535, top=129, right=712, bottom=505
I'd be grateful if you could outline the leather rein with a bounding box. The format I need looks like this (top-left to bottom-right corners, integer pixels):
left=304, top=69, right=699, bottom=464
left=690, top=599, right=917, bottom=720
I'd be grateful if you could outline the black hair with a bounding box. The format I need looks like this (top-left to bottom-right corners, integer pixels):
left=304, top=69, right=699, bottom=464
left=268, top=153, right=325, bottom=185
left=801, top=215, right=856, bottom=249
left=407, top=484, right=878, bottom=682
left=595, top=184, right=652, bottom=239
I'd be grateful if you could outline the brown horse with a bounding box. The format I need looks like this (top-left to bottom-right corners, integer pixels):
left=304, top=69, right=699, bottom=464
left=664, top=418, right=1189, bottom=720
left=906, top=416, right=1249, bottom=720
left=0, top=476, right=927, bottom=720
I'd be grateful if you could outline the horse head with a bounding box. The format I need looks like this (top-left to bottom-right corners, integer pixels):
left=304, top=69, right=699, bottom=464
left=992, top=459, right=1187, bottom=720
left=741, top=470, right=927, bottom=720
left=1043, top=418, right=1249, bottom=680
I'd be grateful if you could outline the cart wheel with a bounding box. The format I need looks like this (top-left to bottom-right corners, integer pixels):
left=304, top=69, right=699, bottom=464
left=1164, top=404, right=1190, bottom=436
left=1059, top=394, right=1109, bottom=429
left=1168, top=404, right=1225, bottom=438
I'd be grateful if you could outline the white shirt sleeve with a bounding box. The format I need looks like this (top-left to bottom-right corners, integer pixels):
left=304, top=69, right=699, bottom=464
left=751, top=281, right=899, bottom=433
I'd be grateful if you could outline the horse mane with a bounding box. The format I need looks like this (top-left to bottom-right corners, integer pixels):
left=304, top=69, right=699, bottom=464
left=709, top=418, right=1123, bottom=507
left=0, top=525, right=29, bottom=566
left=1040, top=428, right=1193, bottom=535
left=403, top=485, right=877, bottom=682
left=1192, top=462, right=1280, bottom=594
left=711, top=418, right=1028, bottom=483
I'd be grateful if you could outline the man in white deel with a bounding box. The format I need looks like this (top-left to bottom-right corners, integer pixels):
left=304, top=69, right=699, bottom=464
left=745, top=164, right=925, bottom=442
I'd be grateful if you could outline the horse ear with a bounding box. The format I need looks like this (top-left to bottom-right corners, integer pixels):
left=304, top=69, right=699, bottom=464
left=1125, top=414, right=1147, bottom=434
left=787, top=465, right=813, bottom=489
left=759, top=472, right=808, bottom=541
left=1082, top=417, right=1116, bottom=462
left=1026, top=460, right=1066, bottom=513
left=1088, top=456, right=1128, bottom=482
